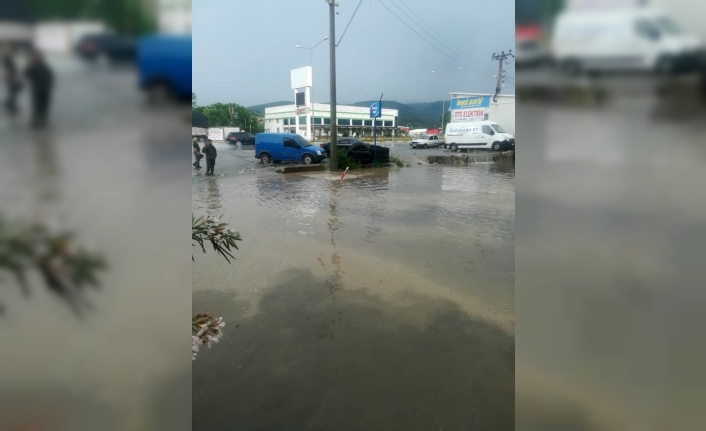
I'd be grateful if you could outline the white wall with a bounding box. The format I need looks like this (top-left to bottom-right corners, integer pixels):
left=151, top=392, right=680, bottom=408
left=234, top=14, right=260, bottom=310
left=486, top=98, right=515, bottom=135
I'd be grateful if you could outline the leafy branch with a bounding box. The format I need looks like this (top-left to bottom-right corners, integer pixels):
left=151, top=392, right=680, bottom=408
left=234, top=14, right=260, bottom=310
left=192, top=214, right=242, bottom=264
left=0, top=216, right=106, bottom=317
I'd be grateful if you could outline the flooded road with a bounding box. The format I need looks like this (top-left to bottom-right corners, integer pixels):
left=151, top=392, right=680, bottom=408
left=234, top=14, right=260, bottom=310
left=192, top=163, right=515, bottom=430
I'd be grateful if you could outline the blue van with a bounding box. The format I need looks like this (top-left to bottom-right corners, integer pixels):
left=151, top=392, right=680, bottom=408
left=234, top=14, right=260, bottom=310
left=255, top=133, right=326, bottom=165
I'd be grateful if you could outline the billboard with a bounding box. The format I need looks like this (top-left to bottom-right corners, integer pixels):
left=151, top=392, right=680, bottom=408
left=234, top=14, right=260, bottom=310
left=452, top=108, right=485, bottom=122
left=207, top=128, right=224, bottom=141
left=290, top=66, right=312, bottom=89
left=450, top=96, right=490, bottom=110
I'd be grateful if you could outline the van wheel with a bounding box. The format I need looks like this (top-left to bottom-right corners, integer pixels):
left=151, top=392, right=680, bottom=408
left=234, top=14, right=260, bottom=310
left=302, top=154, right=314, bottom=165
left=260, top=153, right=272, bottom=164
left=492, top=142, right=502, bottom=151
left=449, top=144, right=458, bottom=152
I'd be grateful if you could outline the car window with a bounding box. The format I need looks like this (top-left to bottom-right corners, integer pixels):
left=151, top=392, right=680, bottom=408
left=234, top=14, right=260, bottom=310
left=283, top=138, right=296, bottom=148
left=293, top=136, right=313, bottom=147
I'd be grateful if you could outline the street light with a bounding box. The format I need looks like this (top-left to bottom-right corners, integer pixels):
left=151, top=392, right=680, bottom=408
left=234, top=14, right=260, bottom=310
left=431, top=67, right=463, bottom=75
left=295, top=36, right=329, bottom=140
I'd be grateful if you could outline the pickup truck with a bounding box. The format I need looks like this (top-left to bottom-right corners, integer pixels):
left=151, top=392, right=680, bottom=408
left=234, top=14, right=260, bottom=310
left=410, top=135, right=443, bottom=149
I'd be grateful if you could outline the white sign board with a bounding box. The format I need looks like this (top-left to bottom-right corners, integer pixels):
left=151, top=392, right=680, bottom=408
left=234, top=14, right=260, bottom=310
left=446, top=124, right=481, bottom=136
left=452, top=108, right=485, bottom=122
left=291, top=66, right=313, bottom=89
left=207, top=128, right=224, bottom=141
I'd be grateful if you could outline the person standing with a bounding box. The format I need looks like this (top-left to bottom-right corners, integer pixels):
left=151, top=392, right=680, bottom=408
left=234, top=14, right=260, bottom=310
left=2, top=43, right=21, bottom=116
left=24, top=50, right=54, bottom=129
left=203, top=139, right=217, bottom=176
left=192, top=137, right=203, bottom=168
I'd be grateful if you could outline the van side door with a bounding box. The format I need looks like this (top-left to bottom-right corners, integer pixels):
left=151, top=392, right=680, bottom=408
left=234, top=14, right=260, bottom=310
left=481, top=125, right=495, bottom=147
left=282, top=138, right=298, bottom=160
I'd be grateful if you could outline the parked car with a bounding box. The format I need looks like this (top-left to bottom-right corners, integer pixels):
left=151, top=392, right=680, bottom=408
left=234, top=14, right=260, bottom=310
left=226, top=132, right=255, bottom=145
left=445, top=121, right=515, bottom=152
left=319, top=137, right=366, bottom=156
left=255, top=133, right=325, bottom=165
left=345, top=142, right=390, bottom=165
left=410, top=134, right=443, bottom=149
left=76, top=33, right=137, bottom=63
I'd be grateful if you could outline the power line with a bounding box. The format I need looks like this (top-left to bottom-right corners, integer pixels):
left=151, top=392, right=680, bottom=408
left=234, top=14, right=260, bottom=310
left=376, top=0, right=489, bottom=78
left=337, top=0, right=363, bottom=47
left=393, top=0, right=495, bottom=74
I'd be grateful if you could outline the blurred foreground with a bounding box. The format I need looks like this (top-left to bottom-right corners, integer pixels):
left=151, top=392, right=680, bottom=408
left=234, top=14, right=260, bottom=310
left=516, top=4, right=706, bottom=427
left=0, top=51, right=191, bottom=430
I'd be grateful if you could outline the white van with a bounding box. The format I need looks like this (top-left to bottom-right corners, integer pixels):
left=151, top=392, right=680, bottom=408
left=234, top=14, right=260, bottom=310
left=552, top=7, right=704, bottom=74
left=444, top=121, right=515, bottom=152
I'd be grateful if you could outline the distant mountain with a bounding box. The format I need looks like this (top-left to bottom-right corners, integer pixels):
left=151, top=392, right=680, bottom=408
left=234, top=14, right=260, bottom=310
left=246, top=101, right=292, bottom=114
left=350, top=100, right=445, bottom=129
left=248, top=100, right=446, bottom=129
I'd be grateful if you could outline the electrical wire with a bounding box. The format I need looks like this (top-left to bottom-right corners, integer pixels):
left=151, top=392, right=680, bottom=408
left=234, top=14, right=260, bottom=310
left=393, top=0, right=495, bottom=74
left=376, top=0, right=489, bottom=78
left=337, top=0, right=363, bottom=47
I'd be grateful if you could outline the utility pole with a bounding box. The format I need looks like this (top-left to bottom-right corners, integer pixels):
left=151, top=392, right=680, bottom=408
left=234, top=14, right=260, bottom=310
left=492, top=50, right=514, bottom=102
left=440, top=99, right=446, bottom=136
left=327, top=0, right=339, bottom=171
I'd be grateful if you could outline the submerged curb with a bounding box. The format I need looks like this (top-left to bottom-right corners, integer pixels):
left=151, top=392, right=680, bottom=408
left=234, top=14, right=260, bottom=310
left=427, top=151, right=515, bottom=165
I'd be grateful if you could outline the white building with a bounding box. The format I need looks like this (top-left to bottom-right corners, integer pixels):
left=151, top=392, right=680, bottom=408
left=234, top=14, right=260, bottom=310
left=264, top=103, right=399, bottom=140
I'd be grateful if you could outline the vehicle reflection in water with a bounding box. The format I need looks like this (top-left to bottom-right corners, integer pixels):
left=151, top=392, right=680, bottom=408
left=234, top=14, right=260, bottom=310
left=192, top=164, right=515, bottom=430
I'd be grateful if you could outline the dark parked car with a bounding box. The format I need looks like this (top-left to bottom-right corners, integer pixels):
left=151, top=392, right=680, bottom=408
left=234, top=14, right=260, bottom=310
left=226, top=132, right=256, bottom=145
left=319, top=137, right=367, bottom=156
left=344, top=142, right=390, bottom=165
left=76, top=33, right=137, bottom=63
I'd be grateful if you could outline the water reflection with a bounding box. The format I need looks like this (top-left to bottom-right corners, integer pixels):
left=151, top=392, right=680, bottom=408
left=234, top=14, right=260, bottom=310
left=205, top=177, right=222, bottom=211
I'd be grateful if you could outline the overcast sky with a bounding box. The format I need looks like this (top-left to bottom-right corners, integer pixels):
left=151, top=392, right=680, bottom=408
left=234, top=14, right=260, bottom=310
left=193, top=0, right=514, bottom=107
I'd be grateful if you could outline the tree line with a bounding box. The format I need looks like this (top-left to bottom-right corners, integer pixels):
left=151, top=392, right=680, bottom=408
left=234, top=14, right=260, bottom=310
left=29, top=0, right=156, bottom=36
left=192, top=93, right=264, bottom=133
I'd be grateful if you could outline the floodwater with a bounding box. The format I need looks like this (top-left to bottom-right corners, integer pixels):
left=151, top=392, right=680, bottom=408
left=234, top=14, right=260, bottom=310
left=192, top=162, right=515, bottom=430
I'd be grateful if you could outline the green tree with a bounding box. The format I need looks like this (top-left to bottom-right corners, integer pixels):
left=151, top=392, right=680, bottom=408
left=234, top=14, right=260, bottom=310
left=196, top=103, right=264, bottom=132
left=30, top=0, right=156, bottom=35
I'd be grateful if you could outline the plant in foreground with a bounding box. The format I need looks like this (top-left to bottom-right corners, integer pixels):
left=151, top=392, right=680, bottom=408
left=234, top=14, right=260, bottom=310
left=192, top=214, right=242, bottom=263
left=192, top=311, right=225, bottom=360
left=192, top=213, right=241, bottom=360
left=0, top=216, right=106, bottom=316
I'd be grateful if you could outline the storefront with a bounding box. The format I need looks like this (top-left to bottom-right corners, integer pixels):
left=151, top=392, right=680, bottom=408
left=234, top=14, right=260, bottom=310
left=264, top=103, right=399, bottom=140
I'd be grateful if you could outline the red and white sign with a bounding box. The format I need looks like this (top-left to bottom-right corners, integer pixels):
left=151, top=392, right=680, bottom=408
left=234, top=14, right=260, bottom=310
left=452, top=108, right=485, bottom=122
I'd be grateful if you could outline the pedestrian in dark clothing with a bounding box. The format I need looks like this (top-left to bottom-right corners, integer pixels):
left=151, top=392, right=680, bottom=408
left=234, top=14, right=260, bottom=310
left=3, top=43, right=21, bottom=116
left=203, top=139, right=217, bottom=175
left=24, top=51, right=54, bottom=129
left=192, top=137, right=203, bottom=168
